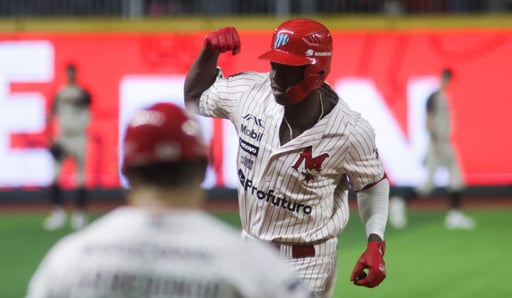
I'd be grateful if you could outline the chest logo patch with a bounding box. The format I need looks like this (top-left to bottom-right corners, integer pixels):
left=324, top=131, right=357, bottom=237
left=292, top=146, right=329, bottom=182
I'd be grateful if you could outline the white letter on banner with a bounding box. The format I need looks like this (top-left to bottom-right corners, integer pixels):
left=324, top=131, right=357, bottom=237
left=335, top=77, right=448, bottom=186
left=0, top=41, right=54, bottom=187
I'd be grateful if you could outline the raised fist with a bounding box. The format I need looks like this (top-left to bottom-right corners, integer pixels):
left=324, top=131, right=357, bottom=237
left=350, top=241, right=386, bottom=288
left=204, top=27, right=241, bottom=55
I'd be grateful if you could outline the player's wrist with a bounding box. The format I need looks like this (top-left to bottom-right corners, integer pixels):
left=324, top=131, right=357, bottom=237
left=367, top=241, right=385, bottom=256
left=367, top=233, right=383, bottom=242
left=201, top=45, right=221, bottom=57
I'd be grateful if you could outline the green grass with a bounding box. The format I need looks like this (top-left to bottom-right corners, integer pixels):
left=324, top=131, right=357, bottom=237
left=2, top=209, right=511, bottom=298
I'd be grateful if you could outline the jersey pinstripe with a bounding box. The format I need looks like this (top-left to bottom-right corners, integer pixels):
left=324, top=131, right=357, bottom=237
left=198, top=70, right=385, bottom=243
left=27, top=208, right=312, bottom=298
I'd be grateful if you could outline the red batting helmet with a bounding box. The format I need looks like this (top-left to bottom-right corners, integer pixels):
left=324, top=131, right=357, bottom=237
left=122, top=102, right=206, bottom=172
left=258, top=18, right=333, bottom=103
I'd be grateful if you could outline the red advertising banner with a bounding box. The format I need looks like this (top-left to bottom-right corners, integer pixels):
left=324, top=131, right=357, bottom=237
left=1, top=29, right=511, bottom=189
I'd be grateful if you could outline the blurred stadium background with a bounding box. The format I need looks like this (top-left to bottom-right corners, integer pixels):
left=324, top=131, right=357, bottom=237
left=1, top=1, right=511, bottom=297
left=1, top=0, right=512, bottom=16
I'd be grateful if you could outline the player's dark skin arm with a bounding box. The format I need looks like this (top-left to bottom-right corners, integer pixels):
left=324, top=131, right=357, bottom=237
left=184, top=47, right=220, bottom=108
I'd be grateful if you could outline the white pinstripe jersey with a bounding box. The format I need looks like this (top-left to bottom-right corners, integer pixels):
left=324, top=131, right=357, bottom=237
left=198, top=70, right=385, bottom=244
left=26, top=207, right=312, bottom=298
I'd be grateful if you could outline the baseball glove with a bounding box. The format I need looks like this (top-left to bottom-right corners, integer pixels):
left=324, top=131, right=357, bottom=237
left=49, top=142, right=65, bottom=161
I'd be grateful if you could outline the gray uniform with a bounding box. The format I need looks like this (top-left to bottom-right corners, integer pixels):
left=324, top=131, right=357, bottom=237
left=27, top=208, right=313, bottom=298
left=418, top=89, right=464, bottom=194
left=51, top=84, right=91, bottom=186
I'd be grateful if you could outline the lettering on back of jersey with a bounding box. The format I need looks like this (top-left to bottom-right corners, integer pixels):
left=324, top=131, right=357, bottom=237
left=78, top=271, right=233, bottom=298
left=292, top=146, right=329, bottom=182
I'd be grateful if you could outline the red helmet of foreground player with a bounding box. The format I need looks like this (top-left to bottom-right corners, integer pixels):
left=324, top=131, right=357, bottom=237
left=122, top=102, right=206, bottom=172
left=259, top=18, right=333, bottom=103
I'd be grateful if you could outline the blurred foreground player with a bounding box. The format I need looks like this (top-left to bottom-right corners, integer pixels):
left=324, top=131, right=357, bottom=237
left=184, top=18, right=389, bottom=297
left=389, top=68, right=475, bottom=230
left=44, top=64, right=91, bottom=230
left=27, top=102, right=313, bottom=298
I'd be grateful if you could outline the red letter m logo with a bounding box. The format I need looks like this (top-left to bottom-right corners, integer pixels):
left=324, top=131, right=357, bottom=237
left=292, top=146, right=329, bottom=182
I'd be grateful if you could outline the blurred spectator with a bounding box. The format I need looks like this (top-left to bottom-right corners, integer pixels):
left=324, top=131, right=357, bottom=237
left=0, top=0, right=122, bottom=17
left=404, top=0, right=449, bottom=13
left=193, top=0, right=235, bottom=14
left=146, top=0, right=185, bottom=15
left=383, top=0, right=405, bottom=15
left=317, top=0, right=381, bottom=13
left=403, top=0, right=485, bottom=13
left=1, top=0, right=511, bottom=16
left=238, top=0, right=271, bottom=14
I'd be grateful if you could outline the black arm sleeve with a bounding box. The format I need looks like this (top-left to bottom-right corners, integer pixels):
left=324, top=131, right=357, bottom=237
left=425, top=91, right=437, bottom=113
left=78, top=89, right=92, bottom=107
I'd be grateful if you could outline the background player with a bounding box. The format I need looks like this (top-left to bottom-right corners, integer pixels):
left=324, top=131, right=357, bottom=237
left=43, top=63, right=91, bottom=231
left=184, top=19, right=389, bottom=297
left=389, top=68, right=475, bottom=230
left=27, top=102, right=313, bottom=298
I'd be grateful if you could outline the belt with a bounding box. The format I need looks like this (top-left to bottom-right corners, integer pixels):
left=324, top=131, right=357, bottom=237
left=272, top=243, right=316, bottom=258
left=291, top=245, right=315, bottom=258
left=242, top=229, right=331, bottom=259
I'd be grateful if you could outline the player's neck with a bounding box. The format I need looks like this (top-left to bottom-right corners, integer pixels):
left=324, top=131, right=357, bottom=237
left=284, top=90, right=325, bottom=129
left=126, top=186, right=205, bottom=209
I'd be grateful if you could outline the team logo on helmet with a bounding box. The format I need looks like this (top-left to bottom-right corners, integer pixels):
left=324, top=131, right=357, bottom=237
left=273, top=33, right=290, bottom=49
left=130, top=110, right=165, bottom=127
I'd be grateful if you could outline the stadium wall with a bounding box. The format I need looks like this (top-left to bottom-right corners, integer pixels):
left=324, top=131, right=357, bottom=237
left=0, top=16, right=511, bottom=201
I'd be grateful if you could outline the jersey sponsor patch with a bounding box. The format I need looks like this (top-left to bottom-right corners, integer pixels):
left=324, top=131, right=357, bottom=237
left=242, top=113, right=264, bottom=128
left=240, top=155, right=254, bottom=171
left=239, top=138, right=259, bottom=156
left=305, top=49, right=332, bottom=57
left=238, top=169, right=313, bottom=215
left=240, top=124, right=263, bottom=142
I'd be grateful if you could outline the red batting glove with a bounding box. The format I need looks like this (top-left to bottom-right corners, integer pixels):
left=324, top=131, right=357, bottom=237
left=204, top=27, right=241, bottom=55
left=350, top=241, right=387, bottom=288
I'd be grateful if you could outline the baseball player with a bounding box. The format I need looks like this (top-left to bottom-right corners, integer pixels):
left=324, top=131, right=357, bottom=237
left=27, top=102, right=313, bottom=298
left=389, top=68, right=475, bottom=229
left=184, top=18, right=389, bottom=297
left=43, top=64, right=91, bottom=231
